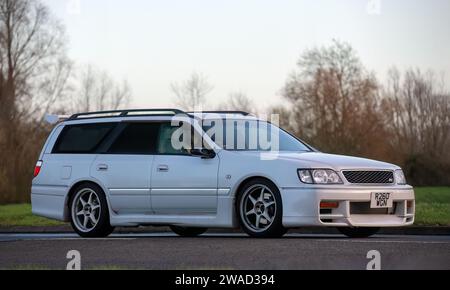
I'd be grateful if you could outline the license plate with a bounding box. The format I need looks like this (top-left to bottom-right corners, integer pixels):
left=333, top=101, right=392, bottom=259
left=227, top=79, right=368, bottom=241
left=370, top=192, right=393, bottom=208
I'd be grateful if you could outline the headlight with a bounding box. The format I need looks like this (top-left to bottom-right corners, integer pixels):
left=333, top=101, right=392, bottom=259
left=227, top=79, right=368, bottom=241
left=394, top=169, right=407, bottom=185
left=298, top=170, right=313, bottom=184
left=298, top=169, right=343, bottom=184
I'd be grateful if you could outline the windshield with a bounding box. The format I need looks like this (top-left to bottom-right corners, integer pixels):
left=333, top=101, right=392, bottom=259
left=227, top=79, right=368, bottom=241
left=202, top=119, right=311, bottom=152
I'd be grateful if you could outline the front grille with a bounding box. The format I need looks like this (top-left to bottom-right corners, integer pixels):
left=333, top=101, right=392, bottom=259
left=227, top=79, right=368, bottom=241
left=342, top=170, right=394, bottom=184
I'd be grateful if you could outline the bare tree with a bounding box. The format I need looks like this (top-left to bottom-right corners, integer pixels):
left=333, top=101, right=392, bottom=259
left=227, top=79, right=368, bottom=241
left=0, top=0, right=70, bottom=123
left=385, top=68, right=450, bottom=154
left=217, top=91, right=256, bottom=113
left=72, top=64, right=132, bottom=113
left=0, top=0, right=71, bottom=203
left=384, top=68, right=450, bottom=184
left=275, top=40, right=450, bottom=185
left=281, top=40, right=383, bottom=156
left=171, top=72, right=212, bottom=110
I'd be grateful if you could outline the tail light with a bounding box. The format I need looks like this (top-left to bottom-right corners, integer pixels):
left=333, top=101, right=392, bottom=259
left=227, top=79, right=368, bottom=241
left=34, top=160, right=43, bottom=177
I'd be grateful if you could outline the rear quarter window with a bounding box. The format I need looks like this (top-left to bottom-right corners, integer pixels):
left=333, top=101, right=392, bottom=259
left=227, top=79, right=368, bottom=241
left=52, top=123, right=115, bottom=154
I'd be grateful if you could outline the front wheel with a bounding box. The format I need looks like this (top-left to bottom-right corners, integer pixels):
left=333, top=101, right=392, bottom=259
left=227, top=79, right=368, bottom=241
left=170, top=226, right=207, bottom=237
left=237, top=178, right=287, bottom=238
left=337, top=227, right=379, bottom=238
left=70, top=183, right=114, bottom=238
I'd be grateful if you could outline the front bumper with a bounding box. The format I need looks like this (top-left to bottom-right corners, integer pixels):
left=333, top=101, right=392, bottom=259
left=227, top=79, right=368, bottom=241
left=281, top=186, right=415, bottom=228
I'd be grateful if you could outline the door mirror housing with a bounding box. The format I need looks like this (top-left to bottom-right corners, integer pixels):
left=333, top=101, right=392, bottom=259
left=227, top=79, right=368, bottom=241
left=189, top=148, right=216, bottom=159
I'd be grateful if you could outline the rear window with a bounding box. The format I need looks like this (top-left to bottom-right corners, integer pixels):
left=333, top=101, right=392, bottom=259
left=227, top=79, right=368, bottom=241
left=53, top=123, right=115, bottom=154
left=107, top=123, right=159, bottom=154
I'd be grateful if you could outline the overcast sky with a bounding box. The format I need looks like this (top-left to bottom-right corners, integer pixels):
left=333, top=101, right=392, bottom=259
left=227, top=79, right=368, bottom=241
left=43, top=0, right=450, bottom=110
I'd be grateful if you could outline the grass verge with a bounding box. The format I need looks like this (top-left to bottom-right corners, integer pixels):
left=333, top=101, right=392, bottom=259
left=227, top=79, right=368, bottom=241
left=414, top=187, right=450, bottom=226
left=0, top=204, right=63, bottom=227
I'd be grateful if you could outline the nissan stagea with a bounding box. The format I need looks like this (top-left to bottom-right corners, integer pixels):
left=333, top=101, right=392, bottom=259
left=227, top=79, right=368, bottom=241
left=31, top=109, right=415, bottom=238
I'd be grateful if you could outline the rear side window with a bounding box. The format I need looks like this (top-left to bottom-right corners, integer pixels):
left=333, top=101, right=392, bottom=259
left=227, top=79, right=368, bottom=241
left=107, top=123, right=159, bottom=154
left=53, top=123, right=115, bottom=154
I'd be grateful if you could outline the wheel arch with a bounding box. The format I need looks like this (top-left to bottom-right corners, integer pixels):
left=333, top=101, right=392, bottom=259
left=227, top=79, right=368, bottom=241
left=232, top=175, right=280, bottom=198
left=232, top=175, right=281, bottom=212
left=63, top=178, right=112, bottom=222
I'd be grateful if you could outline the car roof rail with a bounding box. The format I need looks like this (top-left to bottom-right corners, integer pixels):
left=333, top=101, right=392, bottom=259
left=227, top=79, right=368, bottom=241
left=68, top=108, right=187, bottom=120
left=187, top=110, right=251, bottom=116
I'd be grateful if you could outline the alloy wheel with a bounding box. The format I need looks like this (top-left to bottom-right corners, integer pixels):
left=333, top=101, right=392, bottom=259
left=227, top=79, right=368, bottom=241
left=240, top=184, right=277, bottom=232
left=71, top=188, right=101, bottom=232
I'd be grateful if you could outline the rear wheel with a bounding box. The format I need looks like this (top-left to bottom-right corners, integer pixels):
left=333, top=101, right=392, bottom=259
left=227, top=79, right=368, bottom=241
left=170, top=226, right=207, bottom=237
left=70, top=183, right=114, bottom=238
left=237, top=178, right=286, bottom=238
left=337, top=227, right=379, bottom=238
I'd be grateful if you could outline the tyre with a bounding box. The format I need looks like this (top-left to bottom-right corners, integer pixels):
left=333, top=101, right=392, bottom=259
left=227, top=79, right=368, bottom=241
left=237, top=178, right=287, bottom=238
left=337, top=227, right=379, bottom=238
left=170, top=226, right=207, bottom=237
left=69, top=182, right=114, bottom=238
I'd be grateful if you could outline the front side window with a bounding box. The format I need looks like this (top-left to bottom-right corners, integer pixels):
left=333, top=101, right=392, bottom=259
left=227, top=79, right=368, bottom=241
left=157, top=122, right=191, bottom=155
left=53, top=123, right=115, bottom=154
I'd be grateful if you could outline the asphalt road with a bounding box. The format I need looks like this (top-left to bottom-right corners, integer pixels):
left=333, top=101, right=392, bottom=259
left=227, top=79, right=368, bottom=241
left=1, top=232, right=449, bottom=270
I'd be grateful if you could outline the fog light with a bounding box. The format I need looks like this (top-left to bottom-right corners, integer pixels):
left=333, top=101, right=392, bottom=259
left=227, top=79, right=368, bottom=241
left=320, top=201, right=339, bottom=209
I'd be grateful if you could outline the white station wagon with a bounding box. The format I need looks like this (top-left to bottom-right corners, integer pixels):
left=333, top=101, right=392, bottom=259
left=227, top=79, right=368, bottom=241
left=32, top=109, right=415, bottom=238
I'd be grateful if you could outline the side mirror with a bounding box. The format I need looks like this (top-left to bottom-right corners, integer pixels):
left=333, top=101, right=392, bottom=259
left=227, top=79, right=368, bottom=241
left=189, top=148, right=216, bottom=159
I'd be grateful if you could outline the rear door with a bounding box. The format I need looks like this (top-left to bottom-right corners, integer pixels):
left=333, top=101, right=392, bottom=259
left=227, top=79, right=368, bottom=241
left=91, top=122, right=159, bottom=215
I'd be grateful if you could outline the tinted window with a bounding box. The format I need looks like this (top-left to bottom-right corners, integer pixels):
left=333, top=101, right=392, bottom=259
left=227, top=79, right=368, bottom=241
left=108, top=123, right=159, bottom=154
left=53, top=123, right=115, bottom=154
left=157, top=123, right=191, bottom=155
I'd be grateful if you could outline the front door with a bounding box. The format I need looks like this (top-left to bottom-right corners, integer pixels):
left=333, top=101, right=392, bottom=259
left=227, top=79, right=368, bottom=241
left=151, top=122, right=219, bottom=215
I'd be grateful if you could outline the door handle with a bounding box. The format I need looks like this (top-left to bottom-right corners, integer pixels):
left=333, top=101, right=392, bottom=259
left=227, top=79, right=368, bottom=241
left=97, top=164, right=108, bottom=171
left=157, top=165, right=169, bottom=172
